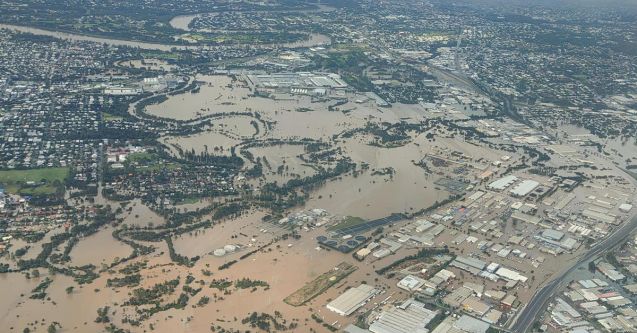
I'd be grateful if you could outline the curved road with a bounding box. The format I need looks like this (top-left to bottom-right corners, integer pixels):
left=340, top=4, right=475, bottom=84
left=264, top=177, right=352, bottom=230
left=512, top=213, right=637, bottom=332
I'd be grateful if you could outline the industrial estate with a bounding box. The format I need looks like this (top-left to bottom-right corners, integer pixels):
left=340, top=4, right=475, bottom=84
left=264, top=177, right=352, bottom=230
left=1, top=1, right=637, bottom=333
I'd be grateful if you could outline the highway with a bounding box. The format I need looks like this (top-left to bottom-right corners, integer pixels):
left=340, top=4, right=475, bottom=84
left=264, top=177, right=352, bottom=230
left=512, top=213, right=637, bottom=332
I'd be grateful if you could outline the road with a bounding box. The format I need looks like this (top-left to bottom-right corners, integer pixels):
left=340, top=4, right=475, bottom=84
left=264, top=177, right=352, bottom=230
left=512, top=212, right=637, bottom=332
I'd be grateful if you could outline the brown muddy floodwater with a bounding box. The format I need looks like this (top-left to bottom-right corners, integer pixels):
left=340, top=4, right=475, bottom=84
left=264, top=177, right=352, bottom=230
left=121, top=199, right=167, bottom=227
left=70, top=226, right=132, bottom=267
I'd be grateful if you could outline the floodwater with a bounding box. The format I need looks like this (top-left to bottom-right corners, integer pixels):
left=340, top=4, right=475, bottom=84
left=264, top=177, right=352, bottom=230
left=163, top=131, right=238, bottom=156
left=247, top=144, right=318, bottom=184
left=145, top=75, right=257, bottom=120
left=0, top=70, right=546, bottom=332
left=160, top=214, right=373, bottom=332
left=0, top=15, right=330, bottom=51
left=307, top=135, right=447, bottom=219
left=305, top=132, right=507, bottom=219
left=168, top=5, right=333, bottom=48
left=0, top=24, right=188, bottom=51
left=70, top=226, right=132, bottom=267
left=168, top=4, right=336, bottom=32
left=0, top=199, right=581, bottom=333
left=121, top=200, right=166, bottom=227
left=0, top=271, right=125, bottom=332
left=151, top=74, right=506, bottom=219
left=0, top=225, right=69, bottom=268
left=172, top=211, right=270, bottom=258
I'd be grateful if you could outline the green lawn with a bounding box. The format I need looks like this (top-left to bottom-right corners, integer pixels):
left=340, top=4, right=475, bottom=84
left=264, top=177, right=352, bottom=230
left=127, top=152, right=156, bottom=163
left=0, top=167, right=69, bottom=196
left=103, top=112, right=124, bottom=121
left=125, top=152, right=181, bottom=173
left=175, top=197, right=201, bottom=205
left=140, top=51, right=180, bottom=61
left=327, top=216, right=366, bottom=231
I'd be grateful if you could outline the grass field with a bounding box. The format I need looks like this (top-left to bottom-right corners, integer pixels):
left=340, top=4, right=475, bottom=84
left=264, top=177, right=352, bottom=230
left=283, top=262, right=357, bottom=306
left=175, top=197, right=201, bottom=205
left=0, top=167, right=69, bottom=195
left=127, top=151, right=156, bottom=163
left=327, top=216, right=366, bottom=231
left=103, top=112, right=124, bottom=121
left=140, top=51, right=180, bottom=61
left=125, top=152, right=181, bottom=173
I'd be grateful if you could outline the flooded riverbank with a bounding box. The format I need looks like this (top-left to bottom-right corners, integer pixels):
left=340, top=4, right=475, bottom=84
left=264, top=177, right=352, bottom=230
left=168, top=3, right=335, bottom=49
left=0, top=21, right=331, bottom=50
left=169, top=4, right=336, bottom=32
left=0, top=24, right=187, bottom=51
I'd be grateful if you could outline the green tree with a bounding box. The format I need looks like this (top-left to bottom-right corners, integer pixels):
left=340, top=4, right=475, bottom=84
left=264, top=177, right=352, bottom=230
left=48, top=322, right=60, bottom=333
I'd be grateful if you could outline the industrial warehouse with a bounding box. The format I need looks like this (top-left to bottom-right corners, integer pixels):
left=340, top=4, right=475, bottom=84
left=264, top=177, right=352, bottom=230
left=327, top=284, right=379, bottom=316
left=244, top=72, right=348, bottom=95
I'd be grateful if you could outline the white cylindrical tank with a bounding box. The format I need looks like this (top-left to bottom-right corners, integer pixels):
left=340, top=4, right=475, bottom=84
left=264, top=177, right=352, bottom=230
left=224, top=244, right=237, bottom=253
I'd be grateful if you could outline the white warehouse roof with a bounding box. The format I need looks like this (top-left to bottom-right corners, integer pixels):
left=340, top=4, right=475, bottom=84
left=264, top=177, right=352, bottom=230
left=510, top=180, right=539, bottom=197
left=488, top=175, right=518, bottom=191
left=369, top=299, right=438, bottom=333
left=495, top=267, right=528, bottom=283
left=397, top=275, right=426, bottom=291
left=453, top=315, right=490, bottom=333
left=326, top=284, right=377, bottom=316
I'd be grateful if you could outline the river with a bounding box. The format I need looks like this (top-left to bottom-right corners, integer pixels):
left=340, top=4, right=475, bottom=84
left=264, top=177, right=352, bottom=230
left=0, top=23, right=188, bottom=51
left=168, top=4, right=336, bottom=32
left=0, top=7, right=332, bottom=51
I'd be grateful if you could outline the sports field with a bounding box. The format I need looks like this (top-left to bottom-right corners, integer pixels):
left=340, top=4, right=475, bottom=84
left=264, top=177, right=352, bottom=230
left=0, top=167, right=69, bottom=195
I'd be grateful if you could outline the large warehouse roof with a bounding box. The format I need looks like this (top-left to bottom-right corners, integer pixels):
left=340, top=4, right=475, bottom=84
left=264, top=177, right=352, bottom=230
left=326, top=284, right=377, bottom=316
left=454, top=315, right=490, bottom=333
left=488, top=175, right=518, bottom=191
left=369, top=299, right=438, bottom=333
left=509, top=179, right=539, bottom=197
left=454, top=256, right=487, bottom=270
left=495, top=267, right=528, bottom=283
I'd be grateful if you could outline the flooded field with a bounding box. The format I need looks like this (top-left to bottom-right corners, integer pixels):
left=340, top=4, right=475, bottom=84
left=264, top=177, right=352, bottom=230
left=247, top=144, right=318, bottom=184
left=120, top=200, right=167, bottom=227
left=172, top=211, right=271, bottom=258
left=146, top=73, right=510, bottom=219
left=0, top=24, right=186, bottom=51
left=307, top=144, right=448, bottom=219
left=0, top=200, right=580, bottom=333
left=0, top=21, right=330, bottom=50
left=162, top=130, right=242, bottom=157
left=145, top=75, right=256, bottom=120
left=70, top=226, right=132, bottom=267
left=0, top=225, right=69, bottom=268
left=0, top=71, right=549, bottom=333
